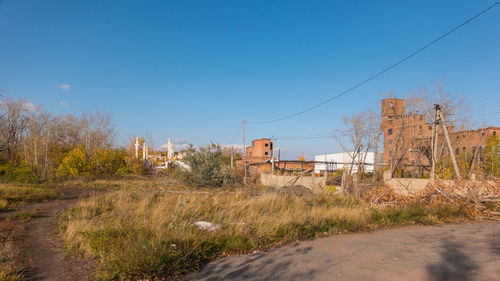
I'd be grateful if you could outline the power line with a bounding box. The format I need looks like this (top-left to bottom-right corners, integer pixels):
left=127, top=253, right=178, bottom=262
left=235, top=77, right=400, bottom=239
left=248, top=1, right=500, bottom=125
left=229, top=127, right=242, bottom=144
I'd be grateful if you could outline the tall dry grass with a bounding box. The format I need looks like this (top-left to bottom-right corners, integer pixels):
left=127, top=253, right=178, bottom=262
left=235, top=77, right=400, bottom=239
left=61, top=189, right=470, bottom=280
left=0, top=184, right=57, bottom=211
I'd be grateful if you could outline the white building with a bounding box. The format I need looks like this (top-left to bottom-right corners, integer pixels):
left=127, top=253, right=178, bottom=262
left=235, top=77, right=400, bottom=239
left=314, top=152, right=381, bottom=174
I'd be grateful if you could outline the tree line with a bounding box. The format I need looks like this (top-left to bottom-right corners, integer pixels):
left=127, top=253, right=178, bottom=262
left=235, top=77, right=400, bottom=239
left=0, top=96, right=147, bottom=182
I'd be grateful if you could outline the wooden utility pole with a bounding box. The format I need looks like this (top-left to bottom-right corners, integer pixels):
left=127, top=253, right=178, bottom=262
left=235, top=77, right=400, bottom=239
left=230, top=147, right=234, bottom=170
left=242, top=118, right=247, bottom=184
left=438, top=109, right=462, bottom=180
left=430, top=105, right=438, bottom=183
left=271, top=136, right=275, bottom=175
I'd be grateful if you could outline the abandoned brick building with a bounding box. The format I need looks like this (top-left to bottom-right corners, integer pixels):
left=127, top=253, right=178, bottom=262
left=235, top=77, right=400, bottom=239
left=381, top=98, right=499, bottom=174
left=239, top=138, right=314, bottom=175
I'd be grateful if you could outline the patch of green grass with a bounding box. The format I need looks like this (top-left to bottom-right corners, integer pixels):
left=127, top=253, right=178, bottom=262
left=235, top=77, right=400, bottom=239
left=0, top=184, right=57, bottom=210
left=6, top=211, right=38, bottom=223
left=61, top=189, right=471, bottom=280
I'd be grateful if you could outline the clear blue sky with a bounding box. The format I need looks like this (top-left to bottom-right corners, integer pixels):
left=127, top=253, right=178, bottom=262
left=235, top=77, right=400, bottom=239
left=1, top=0, right=499, bottom=159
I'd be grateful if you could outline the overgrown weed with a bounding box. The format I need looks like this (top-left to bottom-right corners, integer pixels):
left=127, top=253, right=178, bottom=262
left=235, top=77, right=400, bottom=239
left=0, top=184, right=57, bottom=211
left=61, top=189, right=470, bottom=280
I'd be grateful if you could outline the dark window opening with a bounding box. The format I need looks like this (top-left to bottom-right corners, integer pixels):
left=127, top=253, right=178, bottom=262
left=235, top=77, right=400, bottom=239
left=265, top=143, right=269, bottom=147
left=455, top=148, right=459, bottom=154
left=388, top=129, right=393, bottom=135
left=264, top=152, right=268, bottom=155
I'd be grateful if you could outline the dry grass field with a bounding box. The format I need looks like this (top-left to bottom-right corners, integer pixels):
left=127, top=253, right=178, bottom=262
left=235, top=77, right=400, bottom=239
left=59, top=182, right=471, bottom=280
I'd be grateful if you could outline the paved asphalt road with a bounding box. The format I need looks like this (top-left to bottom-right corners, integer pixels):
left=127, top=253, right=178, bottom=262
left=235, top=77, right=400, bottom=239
left=189, top=222, right=500, bottom=281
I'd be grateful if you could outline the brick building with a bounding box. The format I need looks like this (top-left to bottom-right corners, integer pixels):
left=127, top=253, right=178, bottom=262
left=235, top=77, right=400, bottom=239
left=238, top=138, right=314, bottom=176
left=246, top=138, right=273, bottom=163
left=381, top=98, right=499, bottom=175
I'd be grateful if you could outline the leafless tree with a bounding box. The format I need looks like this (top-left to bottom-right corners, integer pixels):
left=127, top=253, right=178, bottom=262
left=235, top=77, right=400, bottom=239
left=81, top=109, right=117, bottom=152
left=0, top=96, right=30, bottom=162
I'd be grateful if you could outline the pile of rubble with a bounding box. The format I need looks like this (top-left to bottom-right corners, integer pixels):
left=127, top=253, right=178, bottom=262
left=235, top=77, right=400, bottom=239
left=363, top=179, right=500, bottom=219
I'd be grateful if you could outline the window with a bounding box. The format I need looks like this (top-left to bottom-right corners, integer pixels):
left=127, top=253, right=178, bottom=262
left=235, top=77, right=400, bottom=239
left=390, top=102, right=393, bottom=108
left=494, top=131, right=497, bottom=137
left=264, top=152, right=268, bottom=155
left=388, top=139, right=392, bottom=144
left=428, top=126, right=432, bottom=130
left=455, top=148, right=459, bottom=154
left=265, top=143, right=269, bottom=147
left=388, top=129, right=393, bottom=135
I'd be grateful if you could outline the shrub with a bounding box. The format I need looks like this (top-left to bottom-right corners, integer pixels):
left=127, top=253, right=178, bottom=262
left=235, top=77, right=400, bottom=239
left=177, top=143, right=238, bottom=187
left=0, top=162, right=39, bottom=183
left=57, top=146, right=130, bottom=179
left=57, top=145, right=90, bottom=178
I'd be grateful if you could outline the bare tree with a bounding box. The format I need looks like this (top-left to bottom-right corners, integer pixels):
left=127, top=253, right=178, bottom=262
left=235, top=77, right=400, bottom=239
left=0, top=96, right=30, bottom=162
left=81, top=109, right=117, bottom=153
left=336, top=110, right=380, bottom=177
left=386, top=80, right=470, bottom=177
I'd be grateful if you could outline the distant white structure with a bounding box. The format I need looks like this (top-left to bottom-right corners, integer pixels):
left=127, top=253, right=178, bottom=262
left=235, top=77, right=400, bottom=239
left=167, top=138, right=174, bottom=160
left=314, top=152, right=379, bottom=174
left=134, top=137, right=139, bottom=159
left=142, top=142, right=147, bottom=159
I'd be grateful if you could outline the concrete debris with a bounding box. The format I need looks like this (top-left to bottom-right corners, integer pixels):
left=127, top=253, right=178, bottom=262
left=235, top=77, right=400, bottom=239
left=194, top=221, right=220, bottom=231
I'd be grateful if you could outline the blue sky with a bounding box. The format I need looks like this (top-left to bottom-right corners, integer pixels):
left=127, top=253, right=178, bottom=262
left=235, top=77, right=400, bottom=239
left=1, top=0, right=499, bottom=159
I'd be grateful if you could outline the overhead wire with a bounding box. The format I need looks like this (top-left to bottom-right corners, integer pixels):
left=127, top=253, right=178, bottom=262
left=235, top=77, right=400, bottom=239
left=247, top=1, right=500, bottom=125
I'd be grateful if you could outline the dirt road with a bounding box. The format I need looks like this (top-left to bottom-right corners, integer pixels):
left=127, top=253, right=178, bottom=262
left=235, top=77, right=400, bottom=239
left=19, top=189, right=93, bottom=281
left=190, top=222, right=500, bottom=281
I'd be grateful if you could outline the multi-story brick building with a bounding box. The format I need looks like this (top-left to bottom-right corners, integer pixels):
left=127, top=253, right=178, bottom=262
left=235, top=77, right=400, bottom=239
left=238, top=138, right=315, bottom=175
left=381, top=98, right=499, bottom=175
left=246, top=138, right=274, bottom=163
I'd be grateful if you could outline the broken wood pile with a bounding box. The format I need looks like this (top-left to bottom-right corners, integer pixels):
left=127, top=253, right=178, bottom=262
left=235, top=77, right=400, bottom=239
left=363, top=179, right=500, bottom=219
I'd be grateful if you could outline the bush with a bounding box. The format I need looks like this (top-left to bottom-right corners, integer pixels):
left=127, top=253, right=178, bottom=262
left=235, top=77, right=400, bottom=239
left=0, top=162, right=40, bottom=183
left=177, top=143, right=238, bottom=187
left=57, top=146, right=130, bottom=179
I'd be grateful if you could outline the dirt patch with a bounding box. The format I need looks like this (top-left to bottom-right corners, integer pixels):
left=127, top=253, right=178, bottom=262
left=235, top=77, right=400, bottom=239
left=278, top=185, right=315, bottom=198
left=1, top=187, right=96, bottom=281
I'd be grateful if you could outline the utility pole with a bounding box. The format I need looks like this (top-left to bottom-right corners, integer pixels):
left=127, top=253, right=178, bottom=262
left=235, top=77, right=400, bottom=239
left=230, top=147, right=234, bottom=170
left=271, top=136, right=275, bottom=175
left=438, top=108, right=462, bottom=180
left=242, top=118, right=247, bottom=184
left=430, top=105, right=438, bottom=183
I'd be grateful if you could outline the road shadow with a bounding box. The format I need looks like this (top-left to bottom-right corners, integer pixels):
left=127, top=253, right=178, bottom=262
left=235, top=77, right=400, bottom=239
left=426, top=240, right=478, bottom=281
